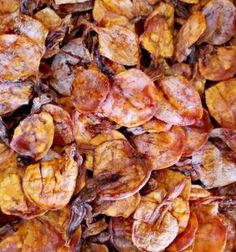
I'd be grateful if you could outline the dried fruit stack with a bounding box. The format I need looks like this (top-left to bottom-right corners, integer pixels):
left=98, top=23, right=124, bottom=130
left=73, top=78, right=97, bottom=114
left=0, top=0, right=235, bottom=251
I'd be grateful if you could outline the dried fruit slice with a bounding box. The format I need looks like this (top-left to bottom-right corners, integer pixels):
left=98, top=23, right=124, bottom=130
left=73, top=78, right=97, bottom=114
left=199, top=46, right=236, bottom=81
left=109, top=217, right=139, bottom=252
left=0, top=82, right=32, bottom=116
left=205, top=79, right=236, bottom=129
left=182, top=110, right=212, bottom=157
left=23, top=145, right=78, bottom=210
left=155, top=75, right=203, bottom=126
left=42, top=104, right=74, bottom=146
left=0, top=34, right=42, bottom=81
left=192, top=142, right=236, bottom=188
left=94, top=139, right=151, bottom=200
left=94, top=193, right=141, bottom=217
left=102, top=69, right=159, bottom=127
left=72, top=68, right=110, bottom=113
left=10, top=112, right=54, bottom=161
left=98, top=25, right=139, bottom=66
left=199, top=0, right=236, bottom=45
left=176, top=12, right=206, bottom=62
left=133, top=126, right=185, bottom=170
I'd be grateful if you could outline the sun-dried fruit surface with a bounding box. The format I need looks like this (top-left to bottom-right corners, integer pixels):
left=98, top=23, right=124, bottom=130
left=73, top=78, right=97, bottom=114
left=0, top=0, right=235, bottom=250
left=102, top=68, right=159, bottom=127
left=10, top=112, right=54, bottom=160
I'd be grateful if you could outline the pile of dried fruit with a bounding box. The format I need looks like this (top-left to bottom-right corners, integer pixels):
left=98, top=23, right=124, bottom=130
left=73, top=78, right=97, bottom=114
left=0, top=0, right=235, bottom=251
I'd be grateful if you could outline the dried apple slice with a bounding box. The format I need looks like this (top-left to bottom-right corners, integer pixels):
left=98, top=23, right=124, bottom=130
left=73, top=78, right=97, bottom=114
left=176, top=12, right=206, bottom=62
left=0, top=34, right=42, bottom=81
left=192, top=142, right=236, bottom=188
left=98, top=25, right=139, bottom=66
left=42, top=104, right=74, bottom=146
left=94, top=139, right=151, bottom=200
left=133, top=126, right=185, bottom=170
left=94, top=193, right=141, bottom=218
left=199, top=0, right=236, bottom=45
left=182, top=110, right=212, bottom=157
left=155, top=75, right=203, bottom=126
left=72, top=68, right=110, bottom=113
left=10, top=112, right=54, bottom=161
left=102, top=69, right=159, bottom=127
left=23, top=145, right=78, bottom=210
left=199, top=46, right=236, bottom=81
left=205, top=79, right=236, bottom=129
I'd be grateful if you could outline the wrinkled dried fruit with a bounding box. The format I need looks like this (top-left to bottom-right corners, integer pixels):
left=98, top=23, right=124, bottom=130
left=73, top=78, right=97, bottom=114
left=72, top=68, right=110, bottom=113
left=102, top=69, right=159, bottom=127
left=155, top=75, right=203, bottom=126
left=10, top=112, right=54, bottom=160
left=133, top=126, right=185, bottom=170
left=205, top=79, right=236, bottom=129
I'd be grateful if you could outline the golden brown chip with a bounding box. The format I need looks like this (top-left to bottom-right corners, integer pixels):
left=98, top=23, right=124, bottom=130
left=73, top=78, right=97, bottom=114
left=176, top=12, right=206, bottom=62
left=102, top=69, right=159, bottom=127
left=199, top=0, right=236, bottom=45
left=0, top=34, right=42, bottom=81
left=98, top=25, right=139, bottom=66
left=10, top=112, right=54, bottom=161
left=22, top=145, right=78, bottom=210
left=72, top=68, right=110, bottom=113
left=133, top=126, right=185, bottom=170
left=205, top=79, right=236, bottom=129
left=42, top=104, right=74, bottom=146
left=0, top=0, right=19, bottom=13
left=82, top=242, right=109, bottom=252
left=192, top=142, right=236, bottom=188
left=155, top=75, right=203, bottom=126
left=0, top=82, right=32, bottom=116
left=182, top=110, right=212, bottom=157
left=94, top=193, right=141, bottom=217
left=199, top=46, right=236, bottom=81
left=94, top=139, right=151, bottom=200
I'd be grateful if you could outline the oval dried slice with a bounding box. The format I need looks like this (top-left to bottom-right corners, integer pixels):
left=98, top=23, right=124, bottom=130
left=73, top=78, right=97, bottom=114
left=140, top=15, right=174, bottom=59
left=94, top=139, right=151, bottom=200
left=0, top=152, right=46, bottom=219
left=192, top=142, right=236, bottom=189
left=10, top=112, right=54, bottom=161
left=182, top=110, right=212, bottom=157
left=199, top=46, right=236, bottom=81
left=102, top=69, right=159, bottom=127
left=42, top=104, right=74, bottom=146
left=205, top=79, right=236, bottom=129
left=133, top=126, right=185, bottom=170
left=155, top=75, right=203, bottom=126
left=94, top=193, right=141, bottom=218
left=0, top=34, right=42, bottom=81
left=199, top=0, right=236, bottom=45
left=109, top=217, right=139, bottom=252
left=0, top=82, right=32, bottom=116
left=98, top=25, right=139, bottom=66
left=72, top=68, right=110, bottom=113
left=176, top=12, right=206, bottom=62
left=23, top=145, right=78, bottom=210
left=167, top=212, right=198, bottom=252
left=132, top=211, right=179, bottom=252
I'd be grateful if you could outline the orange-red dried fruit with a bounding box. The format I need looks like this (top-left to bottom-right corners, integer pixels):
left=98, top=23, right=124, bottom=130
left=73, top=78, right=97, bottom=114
left=205, top=79, right=236, bottom=129
left=155, top=75, right=203, bottom=126
left=72, top=68, right=110, bottom=113
left=133, top=126, right=185, bottom=170
left=102, top=69, right=159, bottom=127
left=10, top=112, right=54, bottom=161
